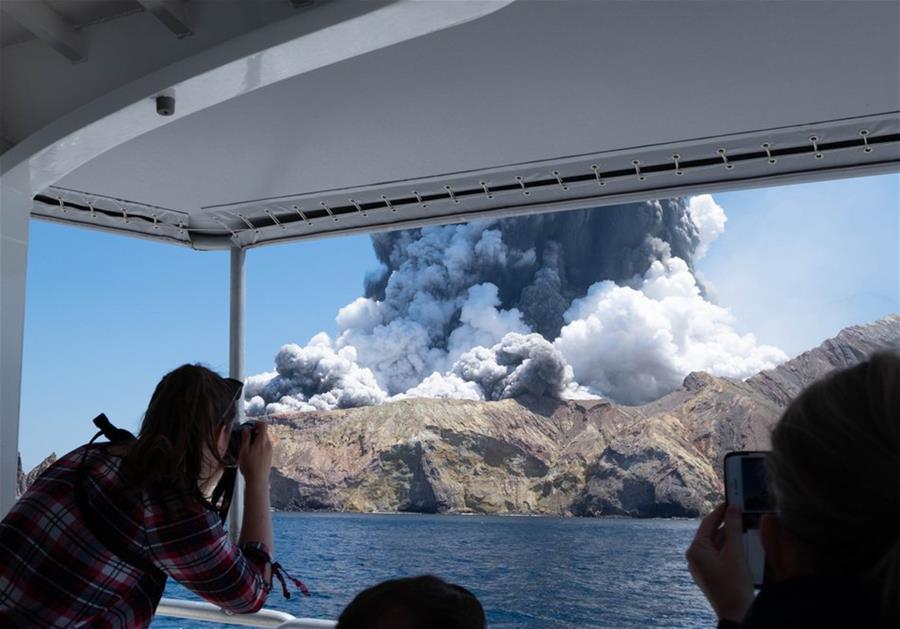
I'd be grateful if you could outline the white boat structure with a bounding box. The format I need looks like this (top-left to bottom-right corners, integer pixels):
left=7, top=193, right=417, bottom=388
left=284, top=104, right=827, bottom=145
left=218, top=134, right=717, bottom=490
left=1, top=1, right=898, bottom=626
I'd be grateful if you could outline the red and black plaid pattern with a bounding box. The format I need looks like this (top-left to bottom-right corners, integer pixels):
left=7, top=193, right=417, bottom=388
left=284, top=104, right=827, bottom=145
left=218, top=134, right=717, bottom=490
left=0, top=445, right=271, bottom=627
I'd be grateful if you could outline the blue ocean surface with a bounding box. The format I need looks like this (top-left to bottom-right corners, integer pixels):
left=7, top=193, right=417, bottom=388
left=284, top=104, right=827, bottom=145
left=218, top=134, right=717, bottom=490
left=154, top=512, right=716, bottom=628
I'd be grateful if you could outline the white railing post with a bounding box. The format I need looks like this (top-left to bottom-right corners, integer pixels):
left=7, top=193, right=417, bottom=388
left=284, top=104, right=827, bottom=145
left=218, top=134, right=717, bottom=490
left=227, top=246, right=245, bottom=541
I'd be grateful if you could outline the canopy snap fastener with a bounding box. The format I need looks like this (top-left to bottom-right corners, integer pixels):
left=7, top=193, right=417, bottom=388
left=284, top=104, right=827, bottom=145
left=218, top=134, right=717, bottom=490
left=809, top=136, right=823, bottom=159
left=480, top=182, right=493, bottom=199
left=380, top=195, right=397, bottom=212
left=350, top=198, right=368, bottom=217
left=264, top=208, right=286, bottom=229
left=230, top=212, right=257, bottom=234
left=761, top=142, right=776, bottom=164
left=552, top=170, right=568, bottom=191
left=235, top=213, right=259, bottom=235
left=443, top=185, right=459, bottom=204
left=320, top=202, right=339, bottom=222
left=211, top=214, right=239, bottom=239
left=716, top=148, right=734, bottom=170
left=672, top=154, right=683, bottom=176
left=292, top=205, right=312, bottom=226
left=859, top=129, right=872, bottom=153
left=632, top=160, right=645, bottom=181
left=590, top=164, right=605, bottom=186
left=515, top=176, right=530, bottom=196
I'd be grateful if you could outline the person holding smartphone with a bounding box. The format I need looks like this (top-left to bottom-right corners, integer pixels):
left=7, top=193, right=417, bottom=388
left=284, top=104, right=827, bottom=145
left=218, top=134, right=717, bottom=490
left=0, top=364, right=275, bottom=627
left=686, top=351, right=900, bottom=628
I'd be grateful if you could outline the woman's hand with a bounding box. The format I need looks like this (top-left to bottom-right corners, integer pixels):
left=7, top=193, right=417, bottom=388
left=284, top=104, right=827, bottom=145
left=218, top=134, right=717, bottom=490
left=238, top=422, right=273, bottom=486
left=686, top=503, right=754, bottom=622
left=237, top=422, right=274, bottom=560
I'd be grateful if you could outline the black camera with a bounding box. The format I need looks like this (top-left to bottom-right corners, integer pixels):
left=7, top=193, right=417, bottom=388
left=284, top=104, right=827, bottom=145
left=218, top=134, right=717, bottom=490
left=224, top=420, right=260, bottom=466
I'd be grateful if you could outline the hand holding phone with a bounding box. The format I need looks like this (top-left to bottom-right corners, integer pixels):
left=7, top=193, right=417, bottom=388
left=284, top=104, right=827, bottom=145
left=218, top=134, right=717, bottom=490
left=686, top=503, right=755, bottom=621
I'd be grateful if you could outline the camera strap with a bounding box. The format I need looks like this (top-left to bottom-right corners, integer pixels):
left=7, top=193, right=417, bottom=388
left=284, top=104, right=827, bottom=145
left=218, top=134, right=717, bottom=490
left=210, top=466, right=237, bottom=524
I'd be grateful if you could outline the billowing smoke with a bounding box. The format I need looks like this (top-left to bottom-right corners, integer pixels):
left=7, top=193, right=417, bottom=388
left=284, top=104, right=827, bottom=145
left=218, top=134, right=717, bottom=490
left=246, top=196, right=786, bottom=414
left=364, top=198, right=701, bottom=340
left=398, top=332, right=594, bottom=403
left=244, top=334, right=385, bottom=415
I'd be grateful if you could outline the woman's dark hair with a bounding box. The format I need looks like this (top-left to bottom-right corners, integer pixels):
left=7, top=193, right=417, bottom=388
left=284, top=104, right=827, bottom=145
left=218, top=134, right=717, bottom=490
left=121, top=364, right=240, bottom=507
left=768, top=351, right=900, bottom=627
left=336, top=575, right=485, bottom=629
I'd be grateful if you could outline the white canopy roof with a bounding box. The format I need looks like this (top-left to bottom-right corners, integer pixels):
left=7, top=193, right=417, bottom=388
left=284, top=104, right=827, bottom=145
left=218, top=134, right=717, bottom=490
left=5, top=0, right=899, bottom=250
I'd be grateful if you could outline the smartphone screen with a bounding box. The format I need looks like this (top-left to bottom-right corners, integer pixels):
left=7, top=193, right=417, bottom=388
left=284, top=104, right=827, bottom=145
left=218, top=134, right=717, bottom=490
left=740, top=456, right=773, bottom=513
left=724, top=451, right=773, bottom=588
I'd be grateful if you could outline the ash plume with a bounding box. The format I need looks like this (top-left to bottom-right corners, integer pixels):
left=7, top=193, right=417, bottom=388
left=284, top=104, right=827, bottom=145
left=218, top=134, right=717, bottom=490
left=365, top=199, right=701, bottom=339
left=244, top=334, right=385, bottom=415
left=246, top=195, right=786, bottom=414
left=398, top=332, right=591, bottom=403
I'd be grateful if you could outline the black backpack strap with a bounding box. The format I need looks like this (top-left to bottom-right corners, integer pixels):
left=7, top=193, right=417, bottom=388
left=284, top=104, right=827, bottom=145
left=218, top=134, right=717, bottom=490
left=74, top=415, right=165, bottom=582
left=93, top=413, right=136, bottom=443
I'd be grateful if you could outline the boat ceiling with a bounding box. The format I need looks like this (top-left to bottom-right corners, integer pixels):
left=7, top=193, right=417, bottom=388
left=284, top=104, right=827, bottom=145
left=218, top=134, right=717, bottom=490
left=27, top=0, right=900, bottom=249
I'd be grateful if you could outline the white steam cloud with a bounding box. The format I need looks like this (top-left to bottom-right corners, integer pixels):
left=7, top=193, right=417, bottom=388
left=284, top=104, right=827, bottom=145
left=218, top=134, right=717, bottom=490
left=246, top=196, right=785, bottom=415
left=554, top=241, right=786, bottom=404
left=688, top=194, right=727, bottom=260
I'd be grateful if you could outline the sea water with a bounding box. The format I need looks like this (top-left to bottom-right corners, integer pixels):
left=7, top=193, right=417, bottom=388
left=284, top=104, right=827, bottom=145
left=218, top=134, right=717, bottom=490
left=154, top=513, right=716, bottom=628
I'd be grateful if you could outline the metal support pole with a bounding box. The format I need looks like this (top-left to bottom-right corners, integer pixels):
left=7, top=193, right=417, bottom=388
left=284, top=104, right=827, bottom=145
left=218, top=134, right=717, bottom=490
left=226, top=247, right=245, bottom=542
left=0, top=178, right=31, bottom=518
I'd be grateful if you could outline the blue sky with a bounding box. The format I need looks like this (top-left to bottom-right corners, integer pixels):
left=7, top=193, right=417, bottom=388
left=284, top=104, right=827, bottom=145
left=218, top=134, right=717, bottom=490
left=18, top=174, right=899, bottom=469
left=698, top=174, right=899, bottom=352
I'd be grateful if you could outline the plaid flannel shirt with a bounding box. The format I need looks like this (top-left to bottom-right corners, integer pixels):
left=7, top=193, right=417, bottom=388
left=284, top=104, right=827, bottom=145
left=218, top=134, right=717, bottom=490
left=0, top=444, right=271, bottom=627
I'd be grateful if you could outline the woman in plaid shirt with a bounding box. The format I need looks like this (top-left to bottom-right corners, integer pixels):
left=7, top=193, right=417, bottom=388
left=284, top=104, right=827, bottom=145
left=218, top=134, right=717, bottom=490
left=0, top=364, right=276, bottom=627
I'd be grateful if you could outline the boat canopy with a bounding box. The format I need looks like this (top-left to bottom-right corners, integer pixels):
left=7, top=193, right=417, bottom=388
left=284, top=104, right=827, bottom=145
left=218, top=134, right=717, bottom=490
left=3, top=0, right=898, bottom=251
left=1, top=0, right=898, bottom=515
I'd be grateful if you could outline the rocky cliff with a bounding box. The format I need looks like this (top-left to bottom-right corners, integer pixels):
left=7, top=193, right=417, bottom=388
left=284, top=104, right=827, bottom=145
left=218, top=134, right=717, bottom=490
left=16, top=454, right=26, bottom=497
left=267, top=316, right=897, bottom=517
left=15, top=452, right=58, bottom=498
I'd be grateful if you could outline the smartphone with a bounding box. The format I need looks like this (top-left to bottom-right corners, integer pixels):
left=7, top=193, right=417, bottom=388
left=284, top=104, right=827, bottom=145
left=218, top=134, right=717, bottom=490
left=724, top=451, right=774, bottom=588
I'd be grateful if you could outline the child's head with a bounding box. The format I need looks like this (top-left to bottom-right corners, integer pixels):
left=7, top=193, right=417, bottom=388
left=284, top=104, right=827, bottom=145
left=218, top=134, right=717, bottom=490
left=337, top=575, right=485, bottom=629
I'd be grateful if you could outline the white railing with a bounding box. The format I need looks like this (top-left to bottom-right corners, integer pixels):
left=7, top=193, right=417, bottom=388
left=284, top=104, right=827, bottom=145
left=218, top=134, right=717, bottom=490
left=156, top=597, right=336, bottom=628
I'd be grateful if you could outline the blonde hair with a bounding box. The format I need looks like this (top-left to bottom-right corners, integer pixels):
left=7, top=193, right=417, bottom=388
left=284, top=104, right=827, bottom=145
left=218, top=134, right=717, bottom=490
left=768, top=351, right=900, bottom=626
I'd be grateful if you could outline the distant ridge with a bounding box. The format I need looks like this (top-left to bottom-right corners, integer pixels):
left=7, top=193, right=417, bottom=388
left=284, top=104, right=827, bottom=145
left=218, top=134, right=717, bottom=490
left=747, top=315, right=899, bottom=407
